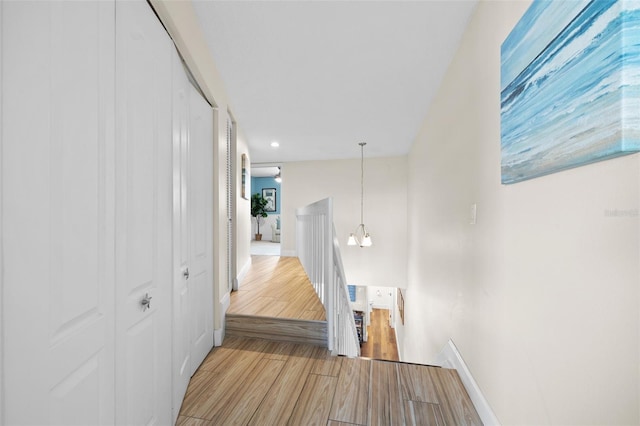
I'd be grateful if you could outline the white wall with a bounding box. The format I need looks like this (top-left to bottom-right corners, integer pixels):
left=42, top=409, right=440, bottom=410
left=368, top=286, right=394, bottom=311
left=235, top=134, right=252, bottom=282
left=281, top=157, right=408, bottom=287
left=404, top=1, right=640, bottom=424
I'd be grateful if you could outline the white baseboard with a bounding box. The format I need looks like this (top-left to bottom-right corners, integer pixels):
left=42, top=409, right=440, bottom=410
left=280, top=249, right=296, bottom=257
left=436, top=339, right=500, bottom=425
left=220, top=291, right=230, bottom=314
left=213, top=327, right=224, bottom=346
left=214, top=292, right=231, bottom=346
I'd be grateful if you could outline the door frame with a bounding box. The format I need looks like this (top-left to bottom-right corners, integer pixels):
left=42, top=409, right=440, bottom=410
left=0, top=1, right=5, bottom=421
left=227, top=110, right=238, bottom=291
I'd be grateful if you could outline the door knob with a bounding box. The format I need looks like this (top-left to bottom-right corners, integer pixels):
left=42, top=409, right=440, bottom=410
left=141, top=293, right=152, bottom=311
left=183, top=267, right=190, bottom=280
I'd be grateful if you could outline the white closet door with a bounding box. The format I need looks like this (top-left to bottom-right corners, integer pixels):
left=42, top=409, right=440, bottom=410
left=1, top=2, right=116, bottom=424
left=172, top=55, right=215, bottom=422
left=187, top=83, right=214, bottom=375
left=114, top=2, right=173, bottom=425
left=0, top=3, right=4, bottom=422
left=172, top=52, right=192, bottom=420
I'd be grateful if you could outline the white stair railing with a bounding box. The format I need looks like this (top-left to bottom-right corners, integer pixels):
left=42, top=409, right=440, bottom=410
left=296, top=198, right=360, bottom=357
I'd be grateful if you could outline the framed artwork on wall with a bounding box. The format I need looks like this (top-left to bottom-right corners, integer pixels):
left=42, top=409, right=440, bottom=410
left=398, top=289, right=405, bottom=325
left=241, top=154, right=248, bottom=200
left=500, top=0, right=640, bottom=184
left=262, top=188, right=276, bottom=212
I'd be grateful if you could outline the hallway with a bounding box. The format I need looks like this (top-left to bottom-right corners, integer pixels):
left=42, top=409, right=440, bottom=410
left=360, top=308, right=400, bottom=361
left=228, top=255, right=325, bottom=320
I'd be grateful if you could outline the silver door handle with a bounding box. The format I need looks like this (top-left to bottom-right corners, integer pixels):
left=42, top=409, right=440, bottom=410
left=183, top=267, right=189, bottom=280
left=141, top=293, right=152, bottom=311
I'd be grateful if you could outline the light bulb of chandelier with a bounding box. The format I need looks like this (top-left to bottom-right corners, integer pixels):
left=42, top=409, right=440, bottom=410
left=347, top=233, right=357, bottom=246
left=361, top=233, right=372, bottom=247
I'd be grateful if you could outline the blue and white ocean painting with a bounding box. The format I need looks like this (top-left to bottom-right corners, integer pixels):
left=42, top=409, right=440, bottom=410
left=501, top=0, right=640, bottom=184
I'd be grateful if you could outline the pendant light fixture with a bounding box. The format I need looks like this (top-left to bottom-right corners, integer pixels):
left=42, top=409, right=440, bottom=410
left=348, top=142, right=372, bottom=247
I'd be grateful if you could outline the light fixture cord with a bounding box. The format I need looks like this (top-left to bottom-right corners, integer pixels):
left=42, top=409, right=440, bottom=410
left=359, top=142, right=365, bottom=225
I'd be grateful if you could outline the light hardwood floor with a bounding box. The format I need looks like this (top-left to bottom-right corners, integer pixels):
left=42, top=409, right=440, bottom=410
left=177, top=336, right=483, bottom=426
left=211, top=256, right=482, bottom=424
left=360, top=308, right=400, bottom=361
left=229, top=255, right=326, bottom=321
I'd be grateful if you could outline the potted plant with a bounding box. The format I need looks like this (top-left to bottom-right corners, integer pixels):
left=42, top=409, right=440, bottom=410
left=251, top=193, right=269, bottom=240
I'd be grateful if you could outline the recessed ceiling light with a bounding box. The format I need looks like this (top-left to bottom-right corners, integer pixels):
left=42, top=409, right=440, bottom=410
left=270, top=141, right=280, bottom=148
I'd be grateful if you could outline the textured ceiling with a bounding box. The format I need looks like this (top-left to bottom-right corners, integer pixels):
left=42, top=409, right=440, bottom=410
left=193, top=0, right=477, bottom=163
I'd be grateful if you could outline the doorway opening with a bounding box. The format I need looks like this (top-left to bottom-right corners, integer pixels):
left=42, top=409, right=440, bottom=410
left=349, top=285, right=402, bottom=361
left=250, top=165, right=281, bottom=256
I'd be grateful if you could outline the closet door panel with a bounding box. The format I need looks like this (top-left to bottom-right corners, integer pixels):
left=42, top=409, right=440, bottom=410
left=172, top=51, right=192, bottom=420
left=114, top=2, right=173, bottom=425
left=171, top=59, right=215, bottom=422
left=1, top=1, right=115, bottom=424
left=188, top=84, right=215, bottom=375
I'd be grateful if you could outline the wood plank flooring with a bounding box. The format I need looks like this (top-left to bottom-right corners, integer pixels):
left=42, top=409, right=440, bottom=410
left=360, top=308, right=400, bottom=361
left=177, top=336, right=482, bottom=426
left=226, top=314, right=327, bottom=346
left=229, top=256, right=326, bottom=321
